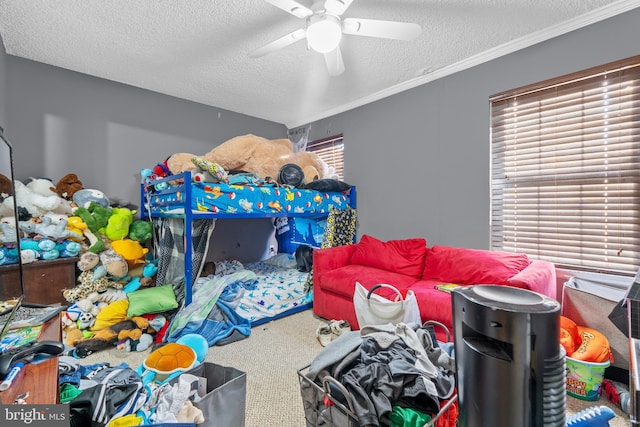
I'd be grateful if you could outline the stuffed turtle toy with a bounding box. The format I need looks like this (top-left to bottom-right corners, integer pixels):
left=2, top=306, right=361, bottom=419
left=138, top=333, right=208, bottom=385
left=142, top=343, right=196, bottom=383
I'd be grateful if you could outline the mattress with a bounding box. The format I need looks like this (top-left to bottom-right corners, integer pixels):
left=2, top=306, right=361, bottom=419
left=147, top=182, right=352, bottom=216
left=236, top=260, right=312, bottom=325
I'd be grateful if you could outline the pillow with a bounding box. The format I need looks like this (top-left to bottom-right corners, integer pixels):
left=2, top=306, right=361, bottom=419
left=422, top=245, right=530, bottom=285
left=263, top=253, right=297, bottom=269
left=127, top=285, right=179, bottom=317
left=191, top=157, right=229, bottom=183
left=351, top=234, right=427, bottom=278
left=506, top=259, right=552, bottom=291
left=303, top=179, right=351, bottom=192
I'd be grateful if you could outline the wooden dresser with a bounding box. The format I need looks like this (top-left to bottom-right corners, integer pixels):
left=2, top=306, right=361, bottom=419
left=0, top=257, right=77, bottom=304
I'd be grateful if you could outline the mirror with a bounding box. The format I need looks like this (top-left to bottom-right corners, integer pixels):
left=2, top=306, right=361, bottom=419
left=0, top=125, right=25, bottom=301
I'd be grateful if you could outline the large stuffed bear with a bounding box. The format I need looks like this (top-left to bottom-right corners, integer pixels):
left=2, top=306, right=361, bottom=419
left=167, top=134, right=326, bottom=184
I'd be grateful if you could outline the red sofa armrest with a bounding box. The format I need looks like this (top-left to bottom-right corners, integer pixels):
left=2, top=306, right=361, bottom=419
left=312, top=244, right=359, bottom=325
left=313, top=244, right=358, bottom=273
left=507, top=259, right=557, bottom=300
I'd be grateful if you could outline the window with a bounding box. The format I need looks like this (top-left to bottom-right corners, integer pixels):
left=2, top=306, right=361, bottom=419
left=307, top=134, right=344, bottom=180
left=490, top=56, right=640, bottom=276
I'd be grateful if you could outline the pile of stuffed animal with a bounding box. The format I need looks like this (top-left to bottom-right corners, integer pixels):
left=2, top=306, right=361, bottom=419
left=0, top=170, right=166, bottom=356
left=0, top=173, right=143, bottom=263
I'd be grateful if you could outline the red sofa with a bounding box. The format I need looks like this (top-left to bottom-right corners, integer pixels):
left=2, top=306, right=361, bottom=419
left=313, top=234, right=557, bottom=339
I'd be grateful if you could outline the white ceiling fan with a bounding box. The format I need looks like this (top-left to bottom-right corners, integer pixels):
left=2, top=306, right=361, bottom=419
left=250, top=0, right=422, bottom=76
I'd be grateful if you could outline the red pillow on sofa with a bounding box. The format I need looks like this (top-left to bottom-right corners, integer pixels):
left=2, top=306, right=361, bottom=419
left=422, top=245, right=530, bottom=286
left=351, top=234, right=427, bottom=278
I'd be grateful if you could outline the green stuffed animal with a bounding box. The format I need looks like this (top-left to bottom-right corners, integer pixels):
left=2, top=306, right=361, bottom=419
left=129, top=220, right=153, bottom=244
left=74, top=202, right=113, bottom=253
left=102, top=207, right=136, bottom=241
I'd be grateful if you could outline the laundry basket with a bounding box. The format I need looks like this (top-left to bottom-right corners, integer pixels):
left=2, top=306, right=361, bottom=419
left=298, top=365, right=457, bottom=427
left=298, top=320, right=458, bottom=427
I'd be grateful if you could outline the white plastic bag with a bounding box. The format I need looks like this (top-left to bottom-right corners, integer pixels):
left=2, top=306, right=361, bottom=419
left=353, top=282, right=421, bottom=327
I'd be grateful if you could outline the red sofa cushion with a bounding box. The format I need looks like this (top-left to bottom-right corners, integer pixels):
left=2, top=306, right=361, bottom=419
left=409, top=279, right=457, bottom=330
left=351, top=235, right=427, bottom=278
left=318, top=264, right=419, bottom=300
left=507, top=259, right=553, bottom=292
left=422, top=245, right=530, bottom=286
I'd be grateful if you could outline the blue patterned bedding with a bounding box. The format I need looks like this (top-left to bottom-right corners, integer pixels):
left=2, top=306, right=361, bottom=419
left=236, top=260, right=312, bottom=324
left=147, top=182, right=352, bottom=216
left=191, top=258, right=312, bottom=327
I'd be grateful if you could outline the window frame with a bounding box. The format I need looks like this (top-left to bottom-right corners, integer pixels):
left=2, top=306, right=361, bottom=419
left=490, top=55, right=640, bottom=277
left=307, top=133, right=345, bottom=180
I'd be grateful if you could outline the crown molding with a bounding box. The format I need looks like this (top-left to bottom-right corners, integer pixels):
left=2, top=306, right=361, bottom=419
left=286, top=0, right=640, bottom=129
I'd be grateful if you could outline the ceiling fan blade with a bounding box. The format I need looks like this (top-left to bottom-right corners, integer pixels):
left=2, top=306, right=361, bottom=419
left=324, top=46, right=345, bottom=76
left=249, top=28, right=307, bottom=58
left=265, top=0, right=313, bottom=19
left=342, top=18, right=422, bottom=40
left=324, top=0, right=354, bottom=16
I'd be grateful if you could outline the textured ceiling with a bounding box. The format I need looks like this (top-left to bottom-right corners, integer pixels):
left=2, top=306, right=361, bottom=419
left=0, top=0, right=638, bottom=128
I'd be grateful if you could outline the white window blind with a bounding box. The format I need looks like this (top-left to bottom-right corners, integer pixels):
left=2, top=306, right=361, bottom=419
left=307, top=134, right=344, bottom=180
left=490, top=56, right=640, bottom=276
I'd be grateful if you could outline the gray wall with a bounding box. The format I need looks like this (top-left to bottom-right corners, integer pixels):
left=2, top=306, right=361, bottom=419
left=4, top=57, right=285, bottom=207
left=0, top=32, right=6, bottom=129
left=302, top=8, right=640, bottom=250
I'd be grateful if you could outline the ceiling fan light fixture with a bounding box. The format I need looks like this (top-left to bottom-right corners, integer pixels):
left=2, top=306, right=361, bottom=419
left=306, top=14, right=342, bottom=53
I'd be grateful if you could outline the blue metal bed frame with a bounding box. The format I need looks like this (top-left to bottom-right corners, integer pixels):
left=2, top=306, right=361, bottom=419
left=140, top=171, right=357, bottom=309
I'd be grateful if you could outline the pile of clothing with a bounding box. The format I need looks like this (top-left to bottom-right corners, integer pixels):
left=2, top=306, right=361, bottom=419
left=300, top=322, right=457, bottom=427
left=59, top=357, right=205, bottom=426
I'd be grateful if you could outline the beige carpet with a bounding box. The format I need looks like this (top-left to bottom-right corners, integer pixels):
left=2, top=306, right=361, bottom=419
left=80, top=309, right=631, bottom=427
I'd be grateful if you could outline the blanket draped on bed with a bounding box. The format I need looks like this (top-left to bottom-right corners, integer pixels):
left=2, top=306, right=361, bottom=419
left=153, top=217, right=215, bottom=305
left=164, top=270, right=256, bottom=345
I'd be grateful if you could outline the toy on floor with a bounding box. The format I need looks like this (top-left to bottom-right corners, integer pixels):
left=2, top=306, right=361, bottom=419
left=602, top=379, right=630, bottom=414
left=138, top=333, right=208, bottom=385
left=118, top=315, right=166, bottom=352
left=560, top=316, right=613, bottom=363
left=115, top=332, right=152, bottom=352
left=565, top=405, right=615, bottom=426
left=67, top=316, right=154, bottom=357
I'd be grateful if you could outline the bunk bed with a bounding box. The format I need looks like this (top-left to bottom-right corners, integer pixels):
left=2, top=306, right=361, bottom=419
left=140, top=171, right=357, bottom=327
